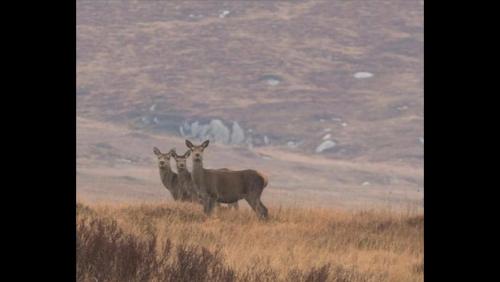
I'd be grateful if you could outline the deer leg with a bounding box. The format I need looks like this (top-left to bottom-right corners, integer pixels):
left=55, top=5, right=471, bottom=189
left=245, top=184, right=267, bottom=219
left=202, top=197, right=210, bottom=214
left=171, top=190, right=179, bottom=201
left=244, top=197, right=260, bottom=216
left=204, top=197, right=216, bottom=215
left=256, top=199, right=269, bottom=219
left=230, top=202, right=239, bottom=210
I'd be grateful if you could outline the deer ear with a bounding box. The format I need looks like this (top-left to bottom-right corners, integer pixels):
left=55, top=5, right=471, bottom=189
left=184, top=150, right=191, bottom=158
left=153, top=147, right=161, bottom=156
left=185, top=140, right=194, bottom=149
left=201, top=140, right=210, bottom=148
left=169, top=149, right=177, bottom=157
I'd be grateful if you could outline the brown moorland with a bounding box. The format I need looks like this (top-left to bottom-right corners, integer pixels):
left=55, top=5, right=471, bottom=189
left=77, top=202, right=423, bottom=282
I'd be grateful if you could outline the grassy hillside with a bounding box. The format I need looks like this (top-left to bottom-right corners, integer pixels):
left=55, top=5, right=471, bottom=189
left=77, top=202, right=423, bottom=282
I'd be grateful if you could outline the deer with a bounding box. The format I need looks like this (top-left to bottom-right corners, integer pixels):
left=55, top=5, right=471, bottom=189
left=185, top=139, right=268, bottom=219
left=153, top=147, right=189, bottom=201
left=172, top=149, right=239, bottom=209
left=170, top=149, right=199, bottom=203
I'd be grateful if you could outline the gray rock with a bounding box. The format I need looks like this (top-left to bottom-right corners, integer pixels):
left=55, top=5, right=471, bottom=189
left=141, top=116, right=150, bottom=125
left=263, top=135, right=270, bottom=145
left=190, top=121, right=201, bottom=136
left=287, top=141, right=300, bottom=149
left=267, top=79, right=280, bottom=86
left=189, top=121, right=210, bottom=140
left=180, top=119, right=250, bottom=145
left=219, top=10, right=230, bottom=18
left=207, top=119, right=230, bottom=144
left=198, top=124, right=210, bottom=139
left=353, top=72, right=374, bottom=79
left=315, top=140, right=336, bottom=153
left=259, top=74, right=282, bottom=86
left=179, top=121, right=191, bottom=137
left=230, top=121, right=245, bottom=145
left=246, top=136, right=254, bottom=149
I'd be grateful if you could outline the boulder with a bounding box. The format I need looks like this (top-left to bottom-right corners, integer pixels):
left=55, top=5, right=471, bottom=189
left=230, top=121, right=245, bottom=145
left=315, top=140, right=336, bottom=153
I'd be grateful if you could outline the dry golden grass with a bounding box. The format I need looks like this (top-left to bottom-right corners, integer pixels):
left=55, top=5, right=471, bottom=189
left=77, top=201, right=423, bottom=282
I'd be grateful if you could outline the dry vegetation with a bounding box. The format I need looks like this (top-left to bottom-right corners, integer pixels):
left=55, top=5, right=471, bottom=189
left=77, top=202, right=423, bottom=282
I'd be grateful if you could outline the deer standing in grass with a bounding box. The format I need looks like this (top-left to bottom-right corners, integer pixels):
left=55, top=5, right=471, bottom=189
left=171, top=150, right=199, bottom=203
left=153, top=147, right=191, bottom=201
left=185, top=139, right=268, bottom=219
left=172, top=149, right=239, bottom=209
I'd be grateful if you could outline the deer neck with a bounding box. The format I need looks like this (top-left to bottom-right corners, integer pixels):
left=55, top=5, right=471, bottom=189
left=159, top=165, right=176, bottom=186
left=191, top=160, right=205, bottom=188
left=177, top=169, right=191, bottom=181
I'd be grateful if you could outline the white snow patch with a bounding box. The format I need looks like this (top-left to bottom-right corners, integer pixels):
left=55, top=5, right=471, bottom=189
left=353, top=72, right=374, bottom=79
left=315, top=140, right=336, bottom=153
left=219, top=10, right=230, bottom=18
left=322, top=134, right=331, bottom=140
left=341, top=122, right=348, bottom=127
left=266, top=78, right=280, bottom=86
left=362, top=181, right=371, bottom=186
left=150, top=104, right=157, bottom=112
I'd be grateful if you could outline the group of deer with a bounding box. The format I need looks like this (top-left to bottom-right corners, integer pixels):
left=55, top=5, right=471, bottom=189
left=153, top=139, right=269, bottom=219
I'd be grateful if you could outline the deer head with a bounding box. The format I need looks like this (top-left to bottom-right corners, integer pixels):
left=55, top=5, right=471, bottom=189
left=153, top=147, right=173, bottom=168
left=185, top=139, right=209, bottom=162
left=172, top=150, right=191, bottom=171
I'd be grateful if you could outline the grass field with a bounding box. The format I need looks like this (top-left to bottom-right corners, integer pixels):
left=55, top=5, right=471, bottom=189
left=77, top=201, right=423, bottom=282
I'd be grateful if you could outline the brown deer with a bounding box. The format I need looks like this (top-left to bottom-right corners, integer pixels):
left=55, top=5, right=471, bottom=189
left=153, top=147, right=180, bottom=200
left=172, top=149, right=239, bottom=209
left=153, top=147, right=193, bottom=202
left=171, top=149, right=199, bottom=203
left=185, top=139, right=268, bottom=219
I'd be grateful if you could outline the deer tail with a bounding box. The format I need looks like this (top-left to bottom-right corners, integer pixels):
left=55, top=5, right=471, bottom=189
left=257, top=171, right=268, bottom=188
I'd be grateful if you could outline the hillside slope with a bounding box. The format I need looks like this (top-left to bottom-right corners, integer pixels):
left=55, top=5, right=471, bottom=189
left=77, top=0, right=423, bottom=208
